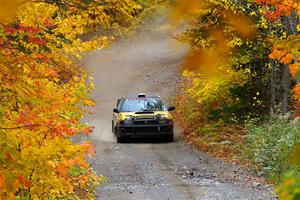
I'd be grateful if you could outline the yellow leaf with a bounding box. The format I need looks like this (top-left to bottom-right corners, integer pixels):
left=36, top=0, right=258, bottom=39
left=0, top=0, right=28, bottom=22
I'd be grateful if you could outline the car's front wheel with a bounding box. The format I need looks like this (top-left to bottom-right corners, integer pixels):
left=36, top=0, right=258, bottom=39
left=117, top=135, right=126, bottom=143
left=115, top=127, right=127, bottom=143
left=164, top=134, right=174, bottom=142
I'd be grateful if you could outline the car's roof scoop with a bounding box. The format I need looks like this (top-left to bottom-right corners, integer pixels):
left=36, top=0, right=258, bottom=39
left=135, top=111, right=154, bottom=114
left=138, top=93, right=146, bottom=98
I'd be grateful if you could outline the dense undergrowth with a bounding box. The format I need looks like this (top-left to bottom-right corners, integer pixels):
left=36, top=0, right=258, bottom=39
left=243, top=116, right=300, bottom=183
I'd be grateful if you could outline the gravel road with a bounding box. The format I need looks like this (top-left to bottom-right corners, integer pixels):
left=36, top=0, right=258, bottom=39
left=83, top=19, right=274, bottom=200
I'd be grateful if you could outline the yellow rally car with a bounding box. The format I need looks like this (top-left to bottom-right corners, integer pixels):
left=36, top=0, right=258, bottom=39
left=112, top=93, right=175, bottom=143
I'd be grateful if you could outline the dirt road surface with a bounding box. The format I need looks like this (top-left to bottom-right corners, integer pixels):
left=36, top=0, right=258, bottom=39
left=83, top=20, right=274, bottom=200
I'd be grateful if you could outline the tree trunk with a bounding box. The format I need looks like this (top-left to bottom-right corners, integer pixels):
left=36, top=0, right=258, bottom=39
left=278, top=14, right=297, bottom=115
left=270, top=60, right=276, bottom=115
left=280, top=64, right=291, bottom=114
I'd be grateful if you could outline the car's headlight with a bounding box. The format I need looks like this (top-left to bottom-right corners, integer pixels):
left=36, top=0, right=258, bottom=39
left=121, top=118, right=133, bottom=125
left=159, top=118, right=171, bottom=124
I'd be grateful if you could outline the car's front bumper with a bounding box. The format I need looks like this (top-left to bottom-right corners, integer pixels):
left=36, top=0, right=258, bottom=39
left=116, top=124, right=173, bottom=137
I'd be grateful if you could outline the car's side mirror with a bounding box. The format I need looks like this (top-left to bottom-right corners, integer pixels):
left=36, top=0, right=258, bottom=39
left=167, top=106, right=175, bottom=111
left=113, top=108, right=120, bottom=113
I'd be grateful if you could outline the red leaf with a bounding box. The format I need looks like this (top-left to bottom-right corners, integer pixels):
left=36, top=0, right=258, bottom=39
left=6, top=152, right=13, bottom=161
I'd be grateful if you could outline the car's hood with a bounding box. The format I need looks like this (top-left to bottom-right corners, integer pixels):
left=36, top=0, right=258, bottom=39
left=119, top=111, right=172, bottom=121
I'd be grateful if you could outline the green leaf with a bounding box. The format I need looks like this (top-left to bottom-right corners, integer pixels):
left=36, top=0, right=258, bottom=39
left=69, top=165, right=86, bottom=177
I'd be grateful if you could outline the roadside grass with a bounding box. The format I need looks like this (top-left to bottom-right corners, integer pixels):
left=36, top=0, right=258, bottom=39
left=242, top=116, right=300, bottom=183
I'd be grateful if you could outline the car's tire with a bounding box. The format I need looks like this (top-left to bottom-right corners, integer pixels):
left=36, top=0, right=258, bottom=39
left=115, top=127, right=126, bottom=143
left=117, top=135, right=126, bottom=143
left=164, top=134, right=174, bottom=142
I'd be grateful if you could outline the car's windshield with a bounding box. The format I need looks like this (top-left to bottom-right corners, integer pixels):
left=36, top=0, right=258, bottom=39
left=119, top=97, right=165, bottom=112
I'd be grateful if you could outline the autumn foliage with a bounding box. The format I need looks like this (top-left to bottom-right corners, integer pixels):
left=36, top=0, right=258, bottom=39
left=0, top=0, right=142, bottom=199
left=256, top=0, right=300, bottom=117
left=172, top=0, right=299, bottom=117
left=171, top=0, right=299, bottom=199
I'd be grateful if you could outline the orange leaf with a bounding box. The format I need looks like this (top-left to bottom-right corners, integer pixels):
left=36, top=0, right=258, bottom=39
left=17, top=175, right=25, bottom=184
left=281, top=53, right=293, bottom=64
left=57, top=163, right=66, bottom=175
left=292, top=83, right=300, bottom=98
left=283, top=178, right=294, bottom=186
left=289, top=63, right=300, bottom=77
left=12, top=179, right=20, bottom=190
left=0, top=175, right=4, bottom=188
left=24, top=180, right=31, bottom=188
